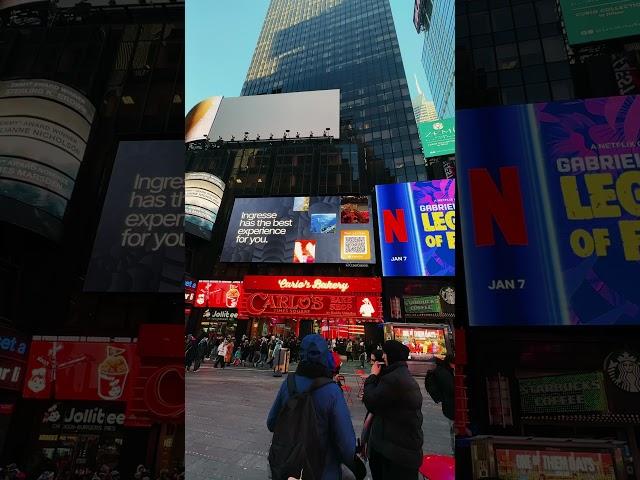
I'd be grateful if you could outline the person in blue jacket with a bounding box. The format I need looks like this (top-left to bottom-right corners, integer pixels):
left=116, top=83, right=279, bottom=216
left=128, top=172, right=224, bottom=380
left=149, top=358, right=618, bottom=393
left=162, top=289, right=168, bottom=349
left=267, top=334, right=358, bottom=480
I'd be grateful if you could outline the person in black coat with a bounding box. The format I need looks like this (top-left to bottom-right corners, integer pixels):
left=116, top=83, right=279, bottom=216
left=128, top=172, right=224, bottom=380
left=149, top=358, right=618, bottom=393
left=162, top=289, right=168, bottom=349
left=363, top=340, right=423, bottom=480
left=426, top=353, right=455, bottom=452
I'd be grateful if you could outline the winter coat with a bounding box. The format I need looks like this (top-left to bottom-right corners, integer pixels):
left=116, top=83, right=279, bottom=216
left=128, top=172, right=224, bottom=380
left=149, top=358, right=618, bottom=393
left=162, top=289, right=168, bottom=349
left=363, top=361, right=423, bottom=470
left=430, top=359, right=454, bottom=421
left=267, top=335, right=356, bottom=480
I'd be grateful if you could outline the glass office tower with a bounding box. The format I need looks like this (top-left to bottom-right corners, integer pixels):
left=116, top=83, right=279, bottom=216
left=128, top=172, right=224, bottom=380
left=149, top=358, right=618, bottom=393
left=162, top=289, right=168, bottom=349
left=418, top=0, right=455, bottom=119
left=241, top=0, right=426, bottom=186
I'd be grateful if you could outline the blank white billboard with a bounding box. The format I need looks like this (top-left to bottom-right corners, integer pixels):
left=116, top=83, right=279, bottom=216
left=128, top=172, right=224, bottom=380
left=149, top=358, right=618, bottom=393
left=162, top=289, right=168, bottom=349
left=210, top=89, right=340, bottom=141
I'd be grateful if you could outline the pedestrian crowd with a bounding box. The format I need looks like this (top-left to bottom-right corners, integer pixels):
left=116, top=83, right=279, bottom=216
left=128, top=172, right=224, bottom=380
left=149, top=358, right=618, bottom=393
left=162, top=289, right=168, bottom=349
left=185, top=332, right=303, bottom=372
left=0, top=463, right=184, bottom=480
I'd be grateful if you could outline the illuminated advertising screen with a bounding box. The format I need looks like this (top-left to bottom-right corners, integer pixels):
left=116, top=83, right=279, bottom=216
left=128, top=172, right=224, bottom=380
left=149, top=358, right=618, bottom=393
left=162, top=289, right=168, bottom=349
left=194, top=281, right=243, bottom=308
left=0, top=328, right=29, bottom=392
left=418, top=118, right=455, bottom=158
left=0, top=79, right=95, bottom=240
left=23, top=341, right=136, bottom=401
left=185, top=172, right=224, bottom=240
left=375, top=180, right=455, bottom=276
left=387, top=326, right=447, bottom=361
left=495, top=448, right=616, bottom=480
left=458, top=95, right=640, bottom=325
left=239, top=276, right=382, bottom=321
left=221, top=196, right=375, bottom=264
left=560, top=0, right=640, bottom=45
left=84, top=141, right=184, bottom=293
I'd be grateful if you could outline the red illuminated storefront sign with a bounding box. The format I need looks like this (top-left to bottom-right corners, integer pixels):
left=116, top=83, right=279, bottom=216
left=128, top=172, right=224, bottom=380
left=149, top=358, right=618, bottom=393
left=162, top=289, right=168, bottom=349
left=23, top=341, right=136, bottom=401
left=239, top=276, right=382, bottom=321
left=194, top=281, right=243, bottom=308
left=125, top=324, right=184, bottom=427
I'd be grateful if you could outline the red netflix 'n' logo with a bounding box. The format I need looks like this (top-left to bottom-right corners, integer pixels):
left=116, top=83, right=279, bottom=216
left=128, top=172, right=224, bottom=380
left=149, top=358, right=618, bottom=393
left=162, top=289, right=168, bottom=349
left=382, top=209, right=408, bottom=243
left=469, top=167, right=528, bottom=246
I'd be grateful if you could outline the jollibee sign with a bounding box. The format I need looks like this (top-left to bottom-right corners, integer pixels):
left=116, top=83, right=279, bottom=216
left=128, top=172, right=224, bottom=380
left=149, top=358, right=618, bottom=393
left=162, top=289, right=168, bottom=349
left=238, top=276, right=382, bottom=320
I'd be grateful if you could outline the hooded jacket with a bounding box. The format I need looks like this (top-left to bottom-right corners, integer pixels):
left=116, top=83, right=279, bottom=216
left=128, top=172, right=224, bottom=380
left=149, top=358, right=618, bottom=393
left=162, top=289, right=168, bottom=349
left=363, top=361, right=424, bottom=470
left=267, top=334, right=356, bottom=480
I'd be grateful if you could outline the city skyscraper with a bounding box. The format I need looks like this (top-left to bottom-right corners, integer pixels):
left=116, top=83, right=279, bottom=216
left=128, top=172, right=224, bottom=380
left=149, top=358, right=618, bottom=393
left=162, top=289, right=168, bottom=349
left=412, top=75, right=439, bottom=123
left=241, top=0, right=426, bottom=186
left=415, top=0, right=455, bottom=119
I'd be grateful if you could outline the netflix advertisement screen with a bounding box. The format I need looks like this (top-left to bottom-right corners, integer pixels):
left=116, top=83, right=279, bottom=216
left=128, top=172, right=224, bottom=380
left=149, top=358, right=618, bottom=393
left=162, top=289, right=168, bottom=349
left=375, top=180, right=455, bottom=276
left=457, top=95, right=640, bottom=326
left=220, top=196, right=375, bottom=264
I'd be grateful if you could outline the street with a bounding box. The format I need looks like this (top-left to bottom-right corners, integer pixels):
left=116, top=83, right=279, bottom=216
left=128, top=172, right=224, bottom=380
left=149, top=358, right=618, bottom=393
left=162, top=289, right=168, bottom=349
left=186, top=361, right=453, bottom=480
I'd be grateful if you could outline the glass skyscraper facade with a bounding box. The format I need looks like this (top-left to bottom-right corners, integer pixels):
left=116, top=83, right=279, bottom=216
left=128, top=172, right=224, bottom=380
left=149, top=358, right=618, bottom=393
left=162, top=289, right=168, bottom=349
left=419, top=0, right=455, bottom=119
left=241, top=0, right=426, bottom=186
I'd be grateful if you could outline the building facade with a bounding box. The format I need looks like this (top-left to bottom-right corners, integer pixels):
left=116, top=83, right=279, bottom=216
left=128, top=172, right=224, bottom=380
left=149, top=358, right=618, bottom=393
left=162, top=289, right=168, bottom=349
left=0, top=1, right=185, bottom=476
left=415, top=0, right=455, bottom=119
left=241, top=0, right=426, bottom=185
left=456, top=0, right=640, bottom=477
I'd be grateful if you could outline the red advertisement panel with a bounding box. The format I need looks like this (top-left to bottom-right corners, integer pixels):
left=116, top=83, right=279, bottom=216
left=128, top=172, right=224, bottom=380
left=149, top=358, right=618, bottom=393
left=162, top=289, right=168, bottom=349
left=495, top=448, right=616, bottom=480
left=243, top=275, right=381, bottom=293
left=126, top=324, right=184, bottom=426
left=23, top=341, right=136, bottom=401
left=239, top=276, right=382, bottom=321
left=194, top=281, right=243, bottom=308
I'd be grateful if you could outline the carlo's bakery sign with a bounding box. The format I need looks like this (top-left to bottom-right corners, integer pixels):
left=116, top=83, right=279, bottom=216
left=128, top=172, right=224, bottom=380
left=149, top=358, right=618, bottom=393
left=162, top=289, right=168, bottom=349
left=238, top=276, right=382, bottom=321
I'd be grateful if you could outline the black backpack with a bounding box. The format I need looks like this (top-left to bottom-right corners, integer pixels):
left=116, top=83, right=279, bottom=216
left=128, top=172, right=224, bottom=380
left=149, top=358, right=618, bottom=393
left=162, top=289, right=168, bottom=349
left=425, top=369, right=443, bottom=403
left=268, top=374, right=333, bottom=480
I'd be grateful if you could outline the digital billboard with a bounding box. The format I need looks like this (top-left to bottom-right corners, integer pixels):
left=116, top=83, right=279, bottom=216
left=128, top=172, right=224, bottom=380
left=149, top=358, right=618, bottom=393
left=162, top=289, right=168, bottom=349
left=0, top=79, right=95, bottom=240
left=375, top=180, right=455, bottom=276
left=194, top=281, right=243, bottom=308
left=221, top=196, right=375, bottom=264
left=185, top=172, right=224, bottom=240
left=495, top=448, right=616, bottom=480
left=560, top=0, right=640, bottom=45
left=23, top=341, right=136, bottom=401
left=418, top=118, right=455, bottom=158
left=458, top=95, right=640, bottom=325
left=84, top=141, right=184, bottom=293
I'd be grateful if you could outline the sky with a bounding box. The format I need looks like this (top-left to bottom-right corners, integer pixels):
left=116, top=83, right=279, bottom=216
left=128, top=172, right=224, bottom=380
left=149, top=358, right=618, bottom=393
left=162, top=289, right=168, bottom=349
left=185, top=0, right=431, bottom=113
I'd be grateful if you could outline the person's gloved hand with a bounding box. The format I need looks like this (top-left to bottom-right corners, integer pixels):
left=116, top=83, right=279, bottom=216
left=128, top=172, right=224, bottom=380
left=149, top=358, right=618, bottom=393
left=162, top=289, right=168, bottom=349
left=348, top=454, right=367, bottom=480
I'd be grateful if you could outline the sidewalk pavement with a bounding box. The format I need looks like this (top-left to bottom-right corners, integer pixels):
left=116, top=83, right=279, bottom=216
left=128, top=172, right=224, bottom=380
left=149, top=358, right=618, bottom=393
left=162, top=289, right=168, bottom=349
left=186, top=360, right=453, bottom=480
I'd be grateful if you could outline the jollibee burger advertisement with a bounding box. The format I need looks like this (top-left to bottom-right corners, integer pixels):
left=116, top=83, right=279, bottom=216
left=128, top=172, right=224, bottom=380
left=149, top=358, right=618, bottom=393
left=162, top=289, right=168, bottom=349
left=194, top=280, right=243, bottom=308
left=23, top=341, right=136, bottom=401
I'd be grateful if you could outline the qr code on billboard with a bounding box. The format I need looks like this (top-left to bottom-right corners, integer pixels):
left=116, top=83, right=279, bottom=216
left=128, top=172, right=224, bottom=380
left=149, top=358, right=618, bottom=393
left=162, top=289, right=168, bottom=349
left=343, top=235, right=368, bottom=254
left=341, top=230, right=371, bottom=261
